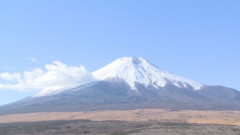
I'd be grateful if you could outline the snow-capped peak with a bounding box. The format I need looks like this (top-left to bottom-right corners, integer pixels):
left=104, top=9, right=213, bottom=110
left=92, top=57, right=203, bottom=90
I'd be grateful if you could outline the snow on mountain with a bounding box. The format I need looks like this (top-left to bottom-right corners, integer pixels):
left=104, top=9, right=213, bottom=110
left=34, top=57, right=203, bottom=97
left=92, top=57, right=203, bottom=90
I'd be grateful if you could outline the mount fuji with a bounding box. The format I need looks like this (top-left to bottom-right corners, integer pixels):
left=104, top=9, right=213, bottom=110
left=0, top=57, right=240, bottom=114
left=93, top=57, right=203, bottom=90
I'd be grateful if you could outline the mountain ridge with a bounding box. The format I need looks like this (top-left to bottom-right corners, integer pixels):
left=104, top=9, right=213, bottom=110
left=35, top=57, right=204, bottom=97
left=0, top=57, right=239, bottom=114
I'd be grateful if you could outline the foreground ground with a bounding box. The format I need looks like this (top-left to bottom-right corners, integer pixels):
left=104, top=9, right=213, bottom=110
left=0, top=120, right=239, bottom=135
left=0, top=109, right=240, bottom=125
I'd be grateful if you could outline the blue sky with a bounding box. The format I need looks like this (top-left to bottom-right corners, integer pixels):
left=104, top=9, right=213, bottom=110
left=0, top=0, right=239, bottom=105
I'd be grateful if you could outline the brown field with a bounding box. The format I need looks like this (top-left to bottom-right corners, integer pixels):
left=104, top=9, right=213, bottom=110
left=0, top=109, right=240, bottom=126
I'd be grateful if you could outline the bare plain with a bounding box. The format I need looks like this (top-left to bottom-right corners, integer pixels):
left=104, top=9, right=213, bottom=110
left=0, top=109, right=240, bottom=126
left=0, top=109, right=240, bottom=135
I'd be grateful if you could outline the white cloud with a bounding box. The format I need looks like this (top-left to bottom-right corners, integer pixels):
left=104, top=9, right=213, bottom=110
left=0, top=72, right=21, bottom=81
left=29, top=57, right=38, bottom=64
left=0, top=61, right=96, bottom=96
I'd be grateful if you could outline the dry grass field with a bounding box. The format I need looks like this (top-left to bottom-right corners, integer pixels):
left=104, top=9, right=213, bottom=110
left=0, top=109, right=240, bottom=126
left=0, top=120, right=240, bottom=135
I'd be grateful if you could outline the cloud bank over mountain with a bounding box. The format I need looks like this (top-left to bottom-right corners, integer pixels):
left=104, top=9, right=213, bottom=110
left=0, top=61, right=95, bottom=94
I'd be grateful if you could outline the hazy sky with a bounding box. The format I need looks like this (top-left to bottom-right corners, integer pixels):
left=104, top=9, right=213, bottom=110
left=0, top=0, right=239, bottom=105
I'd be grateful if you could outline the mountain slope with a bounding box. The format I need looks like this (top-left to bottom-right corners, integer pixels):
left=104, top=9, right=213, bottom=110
left=0, top=57, right=239, bottom=114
